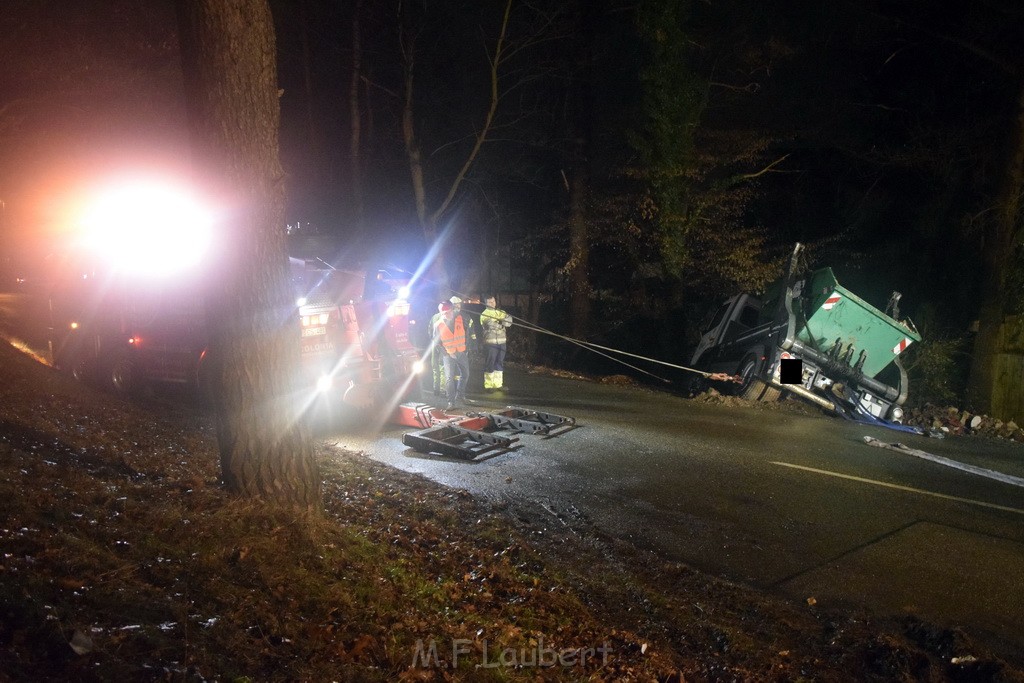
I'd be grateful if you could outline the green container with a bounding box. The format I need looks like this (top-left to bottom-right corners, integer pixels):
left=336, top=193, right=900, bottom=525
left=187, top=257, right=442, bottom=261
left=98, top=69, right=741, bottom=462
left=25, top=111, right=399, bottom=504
left=798, top=268, right=921, bottom=378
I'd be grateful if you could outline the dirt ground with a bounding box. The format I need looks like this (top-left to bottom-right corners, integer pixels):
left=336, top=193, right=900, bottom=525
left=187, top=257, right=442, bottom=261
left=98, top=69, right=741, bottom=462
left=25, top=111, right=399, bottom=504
left=2, top=342, right=1022, bottom=681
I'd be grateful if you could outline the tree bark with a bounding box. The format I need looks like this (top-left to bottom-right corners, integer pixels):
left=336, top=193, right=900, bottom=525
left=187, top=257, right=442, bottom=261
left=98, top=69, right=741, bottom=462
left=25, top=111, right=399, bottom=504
left=967, top=80, right=1024, bottom=414
left=399, top=0, right=513, bottom=295
left=399, top=16, right=451, bottom=293
left=565, top=0, right=595, bottom=339
left=348, top=0, right=364, bottom=233
left=399, top=42, right=449, bottom=293
left=299, top=0, right=319, bottom=156
left=176, top=0, right=320, bottom=509
left=567, top=138, right=591, bottom=339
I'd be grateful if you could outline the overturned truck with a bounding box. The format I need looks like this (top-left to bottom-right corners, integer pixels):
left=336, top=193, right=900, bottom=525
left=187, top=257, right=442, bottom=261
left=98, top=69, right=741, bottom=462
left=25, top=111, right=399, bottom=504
left=691, top=243, right=921, bottom=422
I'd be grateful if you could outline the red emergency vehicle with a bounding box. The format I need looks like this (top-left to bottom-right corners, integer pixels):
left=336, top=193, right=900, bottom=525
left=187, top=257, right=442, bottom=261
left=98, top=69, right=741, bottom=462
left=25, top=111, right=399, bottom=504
left=46, top=179, right=422, bottom=411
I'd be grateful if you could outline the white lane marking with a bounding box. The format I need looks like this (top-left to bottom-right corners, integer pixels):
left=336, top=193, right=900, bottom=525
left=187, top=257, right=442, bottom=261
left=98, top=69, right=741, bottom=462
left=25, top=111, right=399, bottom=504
left=771, top=461, right=1024, bottom=516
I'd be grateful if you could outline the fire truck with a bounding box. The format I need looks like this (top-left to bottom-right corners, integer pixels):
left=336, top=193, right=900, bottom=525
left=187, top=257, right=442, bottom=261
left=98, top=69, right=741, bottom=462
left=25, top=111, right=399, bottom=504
left=290, top=260, right=423, bottom=409
left=45, top=179, right=423, bottom=411
left=47, top=255, right=423, bottom=410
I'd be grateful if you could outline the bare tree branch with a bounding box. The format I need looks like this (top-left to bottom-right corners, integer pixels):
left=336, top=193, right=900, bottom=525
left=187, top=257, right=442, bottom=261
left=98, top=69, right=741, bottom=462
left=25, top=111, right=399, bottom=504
left=739, top=154, right=791, bottom=179
left=428, top=0, right=513, bottom=227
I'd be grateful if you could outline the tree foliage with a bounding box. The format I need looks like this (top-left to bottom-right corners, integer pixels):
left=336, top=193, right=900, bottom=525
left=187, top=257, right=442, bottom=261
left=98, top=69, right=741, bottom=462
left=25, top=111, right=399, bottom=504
left=626, top=0, right=781, bottom=297
left=628, top=0, right=705, bottom=276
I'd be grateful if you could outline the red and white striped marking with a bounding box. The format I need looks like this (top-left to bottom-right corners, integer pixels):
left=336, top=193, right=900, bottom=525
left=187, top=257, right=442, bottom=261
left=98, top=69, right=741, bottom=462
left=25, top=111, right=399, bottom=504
left=821, top=293, right=842, bottom=310
left=892, top=338, right=912, bottom=355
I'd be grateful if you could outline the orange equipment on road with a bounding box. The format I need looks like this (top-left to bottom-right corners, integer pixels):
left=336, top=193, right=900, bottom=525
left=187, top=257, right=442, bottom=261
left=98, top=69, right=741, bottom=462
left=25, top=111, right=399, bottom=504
left=393, top=402, right=576, bottom=460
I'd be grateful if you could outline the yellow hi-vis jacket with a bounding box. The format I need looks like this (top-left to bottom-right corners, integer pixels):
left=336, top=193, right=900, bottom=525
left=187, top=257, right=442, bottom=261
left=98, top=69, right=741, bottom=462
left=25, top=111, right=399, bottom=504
left=480, top=307, right=511, bottom=345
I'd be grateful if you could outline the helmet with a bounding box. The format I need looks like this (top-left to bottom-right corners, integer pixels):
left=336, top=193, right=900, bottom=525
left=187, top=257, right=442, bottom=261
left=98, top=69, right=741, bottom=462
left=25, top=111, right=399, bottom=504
left=449, top=296, right=463, bottom=304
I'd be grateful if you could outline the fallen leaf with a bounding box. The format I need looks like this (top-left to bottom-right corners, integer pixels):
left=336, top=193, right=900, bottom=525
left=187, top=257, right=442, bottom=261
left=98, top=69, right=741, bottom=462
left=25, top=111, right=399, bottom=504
left=343, top=634, right=374, bottom=661
left=69, top=630, right=93, bottom=655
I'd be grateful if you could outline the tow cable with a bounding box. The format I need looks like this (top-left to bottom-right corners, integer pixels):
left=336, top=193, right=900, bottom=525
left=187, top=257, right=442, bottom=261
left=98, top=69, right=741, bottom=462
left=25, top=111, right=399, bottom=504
left=510, top=318, right=740, bottom=385
left=380, top=268, right=741, bottom=386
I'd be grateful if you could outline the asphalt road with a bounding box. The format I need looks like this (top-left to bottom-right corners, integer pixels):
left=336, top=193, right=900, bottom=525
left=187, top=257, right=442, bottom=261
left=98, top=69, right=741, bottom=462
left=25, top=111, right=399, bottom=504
left=4, top=289, right=1023, bottom=661
left=330, top=365, right=1024, bottom=663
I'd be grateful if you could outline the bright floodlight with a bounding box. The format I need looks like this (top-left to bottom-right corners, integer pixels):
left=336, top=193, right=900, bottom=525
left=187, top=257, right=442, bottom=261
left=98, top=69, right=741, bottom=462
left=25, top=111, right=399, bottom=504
left=80, top=181, right=213, bottom=276
left=397, top=285, right=411, bottom=300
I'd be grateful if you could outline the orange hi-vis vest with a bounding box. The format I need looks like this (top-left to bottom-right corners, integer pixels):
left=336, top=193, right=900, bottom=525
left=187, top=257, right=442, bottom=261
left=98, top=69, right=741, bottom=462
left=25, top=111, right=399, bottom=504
left=437, top=315, right=467, bottom=354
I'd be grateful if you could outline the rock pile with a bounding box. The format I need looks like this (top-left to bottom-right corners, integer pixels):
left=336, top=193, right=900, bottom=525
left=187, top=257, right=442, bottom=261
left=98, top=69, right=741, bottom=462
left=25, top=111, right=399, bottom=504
left=903, top=404, right=1024, bottom=443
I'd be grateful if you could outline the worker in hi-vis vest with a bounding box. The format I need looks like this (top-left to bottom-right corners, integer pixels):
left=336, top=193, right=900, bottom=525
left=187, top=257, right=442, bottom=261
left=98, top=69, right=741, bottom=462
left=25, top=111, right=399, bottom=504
left=428, top=302, right=448, bottom=396
left=479, top=295, right=512, bottom=390
left=436, top=299, right=472, bottom=410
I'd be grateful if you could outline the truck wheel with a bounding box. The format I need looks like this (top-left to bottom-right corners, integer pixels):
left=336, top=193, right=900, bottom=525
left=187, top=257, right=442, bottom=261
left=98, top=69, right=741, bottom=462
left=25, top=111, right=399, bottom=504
left=110, top=352, right=135, bottom=395
left=736, top=353, right=780, bottom=402
left=682, top=373, right=707, bottom=397
left=756, top=383, right=781, bottom=403
left=70, top=360, right=88, bottom=383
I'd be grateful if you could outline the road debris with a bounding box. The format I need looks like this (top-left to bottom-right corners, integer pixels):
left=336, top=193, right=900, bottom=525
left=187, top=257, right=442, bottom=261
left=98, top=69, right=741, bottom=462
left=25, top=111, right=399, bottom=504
left=903, top=404, right=1024, bottom=442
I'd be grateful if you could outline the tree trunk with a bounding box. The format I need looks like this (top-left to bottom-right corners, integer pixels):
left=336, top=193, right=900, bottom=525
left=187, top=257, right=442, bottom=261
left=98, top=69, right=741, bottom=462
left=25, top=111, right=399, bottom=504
left=967, top=80, right=1024, bottom=415
left=401, top=52, right=430, bottom=240
left=348, top=0, right=364, bottom=234
left=564, top=0, right=595, bottom=340
left=298, top=0, right=319, bottom=156
left=400, top=29, right=451, bottom=294
left=176, top=0, right=320, bottom=509
left=525, top=256, right=559, bottom=361
left=398, top=0, right=512, bottom=296
left=567, top=141, right=591, bottom=339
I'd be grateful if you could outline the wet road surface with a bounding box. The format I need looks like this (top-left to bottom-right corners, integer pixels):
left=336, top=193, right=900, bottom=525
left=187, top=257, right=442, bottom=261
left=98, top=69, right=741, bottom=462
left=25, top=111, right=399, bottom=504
left=4, top=290, right=1023, bottom=661
left=330, top=366, right=1024, bottom=662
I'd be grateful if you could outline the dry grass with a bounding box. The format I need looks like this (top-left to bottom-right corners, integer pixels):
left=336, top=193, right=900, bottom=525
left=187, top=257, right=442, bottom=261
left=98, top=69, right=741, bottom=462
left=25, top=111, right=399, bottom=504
left=0, top=341, right=1019, bottom=682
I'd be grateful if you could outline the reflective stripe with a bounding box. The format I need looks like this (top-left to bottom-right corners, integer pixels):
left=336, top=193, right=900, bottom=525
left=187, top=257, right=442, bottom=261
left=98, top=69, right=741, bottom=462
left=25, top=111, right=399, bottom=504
left=437, top=316, right=466, bottom=353
left=480, top=308, right=510, bottom=345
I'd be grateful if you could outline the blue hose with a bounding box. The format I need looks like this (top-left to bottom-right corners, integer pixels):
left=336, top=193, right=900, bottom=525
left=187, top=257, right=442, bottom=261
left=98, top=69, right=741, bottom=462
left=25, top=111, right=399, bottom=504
left=835, top=399, right=927, bottom=436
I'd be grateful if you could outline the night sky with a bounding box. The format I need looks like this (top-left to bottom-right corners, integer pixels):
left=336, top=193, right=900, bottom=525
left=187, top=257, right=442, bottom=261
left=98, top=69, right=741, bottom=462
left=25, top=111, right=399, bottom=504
left=1, top=0, right=1021, bottom=342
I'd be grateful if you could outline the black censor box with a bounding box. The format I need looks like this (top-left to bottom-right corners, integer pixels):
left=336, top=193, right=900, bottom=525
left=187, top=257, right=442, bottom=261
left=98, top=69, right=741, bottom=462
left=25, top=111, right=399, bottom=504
left=780, top=358, right=803, bottom=384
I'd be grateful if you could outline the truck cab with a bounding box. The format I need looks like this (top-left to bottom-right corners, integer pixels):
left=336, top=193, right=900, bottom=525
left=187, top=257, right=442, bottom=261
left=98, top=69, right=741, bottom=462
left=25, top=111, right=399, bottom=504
left=690, top=294, right=765, bottom=373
